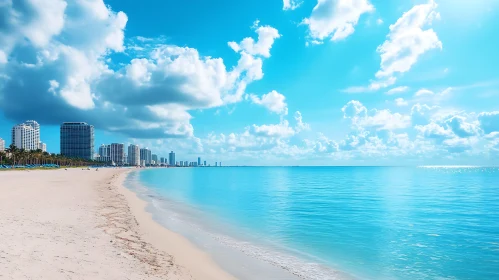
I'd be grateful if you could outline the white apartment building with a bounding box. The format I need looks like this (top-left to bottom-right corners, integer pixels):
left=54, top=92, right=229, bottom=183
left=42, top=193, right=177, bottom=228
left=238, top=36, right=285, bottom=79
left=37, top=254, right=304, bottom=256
left=128, top=144, right=140, bottom=166
left=0, top=138, right=5, bottom=151
left=11, top=120, right=40, bottom=151
left=39, top=142, right=46, bottom=152
left=110, top=143, right=125, bottom=165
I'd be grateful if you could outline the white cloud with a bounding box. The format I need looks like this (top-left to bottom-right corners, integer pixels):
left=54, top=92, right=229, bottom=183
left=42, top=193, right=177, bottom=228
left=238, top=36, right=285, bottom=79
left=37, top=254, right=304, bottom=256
left=283, top=0, right=302, bottom=10
left=303, top=0, right=374, bottom=43
left=343, top=100, right=410, bottom=130
left=395, top=98, right=408, bottom=106
left=444, top=115, right=481, bottom=138
left=415, top=88, right=434, bottom=96
left=294, top=111, right=310, bottom=132
left=369, top=0, right=442, bottom=89
left=478, top=111, right=499, bottom=134
left=306, top=133, right=339, bottom=153
left=386, top=86, right=409, bottom=95
left=363, top=109, right=411, bottom=130
left=376, top=18, right=384, bottom=25
left=251, top=120, right=296, bottom=138
left=415, top=122, right=454, bottom=143
left=342, top=100, right=367, bottom=118
left=413, top=87, right=453, bottom=104
left=0, top=1, right=280, bottom=139
left=228, top=21, right=281, bottom=58
left=249, top=90, right=288, bottom=115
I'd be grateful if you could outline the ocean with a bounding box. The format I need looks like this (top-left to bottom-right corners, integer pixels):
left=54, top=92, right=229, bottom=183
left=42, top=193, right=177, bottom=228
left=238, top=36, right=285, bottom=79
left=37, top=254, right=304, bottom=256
left=125, top=166, right=499, bottom=280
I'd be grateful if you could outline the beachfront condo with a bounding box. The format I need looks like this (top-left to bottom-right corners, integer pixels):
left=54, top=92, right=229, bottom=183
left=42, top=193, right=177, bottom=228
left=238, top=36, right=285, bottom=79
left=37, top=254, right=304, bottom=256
left=140, top=148, right=152, bottom=165
left=11, top=120, right=40, bottom=151
left=128, top=144, right=140, bottom=166
left=169, top=151, right=175, bottom=166
left=60, top=122, right=95, bottom=160
left=0, top=137, right=5, bottom=151
left=110, top=143, right=125, bottom=165
left=98, top=144, right=111, bottom=162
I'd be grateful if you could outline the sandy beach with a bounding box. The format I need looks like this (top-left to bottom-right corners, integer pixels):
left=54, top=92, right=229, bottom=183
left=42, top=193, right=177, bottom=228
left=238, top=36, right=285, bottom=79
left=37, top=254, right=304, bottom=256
left=0, top=168, right=235, bottom=280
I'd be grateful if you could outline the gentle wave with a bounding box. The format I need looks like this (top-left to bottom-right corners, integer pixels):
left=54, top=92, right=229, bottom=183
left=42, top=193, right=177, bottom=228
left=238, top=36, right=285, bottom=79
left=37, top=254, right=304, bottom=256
left=126, top=172, right=351, bottom=280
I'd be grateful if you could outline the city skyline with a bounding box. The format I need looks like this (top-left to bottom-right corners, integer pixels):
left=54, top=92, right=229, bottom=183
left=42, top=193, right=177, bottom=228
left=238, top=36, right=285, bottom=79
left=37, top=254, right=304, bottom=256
left=2, top=119, right=223, bottom=167
left=0, top=1, right=498, bottom=166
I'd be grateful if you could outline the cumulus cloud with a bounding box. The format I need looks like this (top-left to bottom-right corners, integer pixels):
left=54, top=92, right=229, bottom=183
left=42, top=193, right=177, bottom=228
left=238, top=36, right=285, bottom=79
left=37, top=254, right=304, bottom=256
left=283, top=0, right=302, bottom=10
left=342, top=100, right=367, bottom=118
left=478, top=111, right=499, bottom=134
left=294, top=111, right=310, bottom=132
left=411, top=103, right=439, bottom=125
left=444, top=115, right=481, bottom=138
left=303, top=0, right=374, bottom=44
left=251, top=120, right=296, bottom=138
left=249, top=90, right=288, bottom=115
left=0, top=1, right=280, bottom=139
left=343, top=100, right=410, bottom=130
left=415, top=122, right=454, bottom=143
left=228, top=21, right=281, bottom=58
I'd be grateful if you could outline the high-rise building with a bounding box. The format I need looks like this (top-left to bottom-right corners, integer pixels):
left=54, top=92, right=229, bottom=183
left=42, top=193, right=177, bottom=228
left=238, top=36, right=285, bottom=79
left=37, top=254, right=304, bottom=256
left=128, top=144, right=140, bottom=166
left=152, top=154, right=158, bottom=165
left=110, top=143, right=125, bottom=165
left=140, top=148, right=152, bottom=165
left=169, top=151, right=175, bottom=166
left=198, top=157, right=201, bottom=166
left=98, top=144, right=111, bottom=162
left=0, top=138, right=5, bottom=151
left=204, top=160, right=206, bottom=166
left=38, top=142, right=46, bottom=152
left=160, top=157, right=166, bottom=165
left=215, top=162, right=218, bottom=167
left=12, top=120, right=40, bottom=151
left=60, top=122, right=94, bottom=159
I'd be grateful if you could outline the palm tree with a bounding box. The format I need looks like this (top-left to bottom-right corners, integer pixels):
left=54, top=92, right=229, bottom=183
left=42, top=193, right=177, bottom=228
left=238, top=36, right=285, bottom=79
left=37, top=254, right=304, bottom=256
left=5, top=144, right=18, bottom=167
left=0, top=150, right=5, bottom=166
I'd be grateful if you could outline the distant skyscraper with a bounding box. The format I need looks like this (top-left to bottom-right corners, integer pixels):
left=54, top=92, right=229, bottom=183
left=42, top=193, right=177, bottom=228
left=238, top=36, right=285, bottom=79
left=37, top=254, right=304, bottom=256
left=128, top=144, right=140, bottom=166
left=152, top=154, right=158, bottom=165
left=215, top=162, right=218, bottom=167
left=12, top=120, right=40, bottom=151
left=160, top=157, right=166, bottom=164
left=169, top=151, right=175, bottom=166
left=60, top=122, right=94, bottom=159
left=204, top=160, right=206, bottom=166
left=0, top=138, right=5, bottom=151
left=140, top=148, right=152, bottom=165
left=198, top=157, right=201, bottom=166
left=110, top=143, right=125, bottom=165
left=98, top=144, right=111, bottom=162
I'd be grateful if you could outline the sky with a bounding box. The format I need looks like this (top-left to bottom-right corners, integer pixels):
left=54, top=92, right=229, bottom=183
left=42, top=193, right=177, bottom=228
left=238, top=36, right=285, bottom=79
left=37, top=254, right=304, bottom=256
left=0, top=0, right=499, bottom=166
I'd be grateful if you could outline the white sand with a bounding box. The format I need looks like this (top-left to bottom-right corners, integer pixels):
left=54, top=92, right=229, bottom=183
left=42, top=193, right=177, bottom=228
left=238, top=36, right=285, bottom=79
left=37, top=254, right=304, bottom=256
left=0, top=168, right=235, bottom=280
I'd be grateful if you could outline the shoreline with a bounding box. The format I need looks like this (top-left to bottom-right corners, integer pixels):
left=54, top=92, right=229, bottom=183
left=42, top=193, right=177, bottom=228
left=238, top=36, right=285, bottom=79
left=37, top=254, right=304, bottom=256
left=127, top=169, right=350, bottom=280
left=0, top=168, right=234, bottom=279
left=113, top=169, right=236, bottom=280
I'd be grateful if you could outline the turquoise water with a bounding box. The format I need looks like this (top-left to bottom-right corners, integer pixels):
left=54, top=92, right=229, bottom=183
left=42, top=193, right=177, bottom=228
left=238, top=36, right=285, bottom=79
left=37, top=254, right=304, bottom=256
left=133, top=166, right=499, bottom=279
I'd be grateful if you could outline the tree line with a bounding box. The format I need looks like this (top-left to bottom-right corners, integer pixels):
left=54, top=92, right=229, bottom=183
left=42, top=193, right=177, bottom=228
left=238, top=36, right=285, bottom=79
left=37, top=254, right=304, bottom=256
left=0, top=144, right=104, bottom=167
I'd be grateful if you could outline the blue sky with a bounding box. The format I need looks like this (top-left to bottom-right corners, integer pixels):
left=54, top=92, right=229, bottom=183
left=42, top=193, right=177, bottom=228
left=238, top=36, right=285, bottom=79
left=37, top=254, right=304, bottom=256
left=1, top=0, right=499, bottom=165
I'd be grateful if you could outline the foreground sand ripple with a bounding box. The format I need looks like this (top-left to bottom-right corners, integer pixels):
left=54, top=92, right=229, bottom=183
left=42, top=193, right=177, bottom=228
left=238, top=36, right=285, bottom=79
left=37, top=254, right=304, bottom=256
left=0, top=169, right=232, bottom=280
left=96, top=172, right=189, bottom=279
